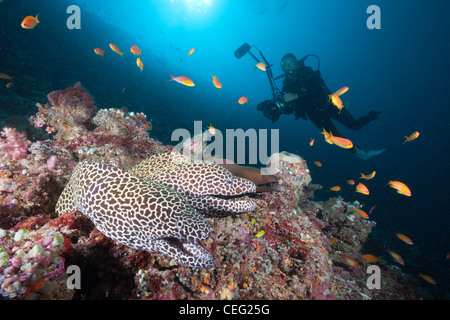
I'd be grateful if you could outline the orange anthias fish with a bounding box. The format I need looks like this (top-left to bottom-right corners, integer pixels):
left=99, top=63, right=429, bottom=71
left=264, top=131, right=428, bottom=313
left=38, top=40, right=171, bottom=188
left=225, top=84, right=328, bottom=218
left=320, top=128, right=353, bottom=149
left=309, top=138, right=314, bottom=146
left=207, top=123, right=216, bottom=135
left=396, top=233, right=413, bottom=245
left=21, top=14, right=40, bottom=29
left=330, top=134, right=353, bottom=149
left=109, top=43, right=125, bottom=57
left=211, top=74, right=222, bottom=89
left=6, top=82, right=14, bottom=88
left=0, top=73, right=13, bottom=80
left=388, top=180, right=412, bottom=197
left=329, top=94, right=344, bottom=113
left=136, top=58, right=143, bottom=72
left=238, top=96, right=248, bottom=105
left=346, top=179, right=355, bottom=185
left=168, top=74, right=195, bottom=87
left=188, top=48, right=195, bottom=57
left=354, top=208, right=369, bottom=219
left=130, top=45, right=142, bottom=56
left=334, top=86, right=349, bottom=96
left=387, top=248, right=405, bottom=265
left=255, top=62, right=266, bottom=71
left=356, top=182, right=369, bottom=195
left=320, top=128, right=333, bottom=144
left=418, top=273, right=436, bottom=285
left=362, top=254, right=382, bottom=264
left=403, top=131, right=420, bottom=144
left=94, top=48, right=105, bottom=56
left=330, top=186, right=341, bottom=192
left=342, top=255, right=359, bottom=269
left=313, top=161, right=322, bottom=167
left=328, top=87, right=348, bottom=113
left=360, top=171, right=376, bottom=180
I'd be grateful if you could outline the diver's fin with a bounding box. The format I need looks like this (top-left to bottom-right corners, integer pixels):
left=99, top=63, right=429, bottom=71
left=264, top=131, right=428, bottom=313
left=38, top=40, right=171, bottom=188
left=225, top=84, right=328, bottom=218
left=355, top=147, right=385, bottom=160
left=355, top=147, right=369, bottom=160
left=369, top=110, right=381, bottom=120
left=367, top=148, right=385, bottom=158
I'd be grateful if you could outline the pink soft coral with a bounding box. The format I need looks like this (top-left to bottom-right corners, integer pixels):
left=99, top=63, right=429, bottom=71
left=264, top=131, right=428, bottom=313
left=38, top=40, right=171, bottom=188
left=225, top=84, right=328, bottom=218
left=0, top=127, right=30, bottom=162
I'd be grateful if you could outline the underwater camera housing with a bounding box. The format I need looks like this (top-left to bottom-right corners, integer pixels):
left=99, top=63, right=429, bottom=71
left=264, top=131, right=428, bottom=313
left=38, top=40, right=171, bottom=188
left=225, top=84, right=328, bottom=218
left=234, top=43, right=286, bottom=122
left=256, top=98, right=285, bottom=123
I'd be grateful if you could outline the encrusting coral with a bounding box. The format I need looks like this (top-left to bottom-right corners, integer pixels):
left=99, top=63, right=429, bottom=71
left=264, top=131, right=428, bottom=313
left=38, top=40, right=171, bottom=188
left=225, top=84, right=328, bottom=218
left=0, top=83, right=419, bottom=300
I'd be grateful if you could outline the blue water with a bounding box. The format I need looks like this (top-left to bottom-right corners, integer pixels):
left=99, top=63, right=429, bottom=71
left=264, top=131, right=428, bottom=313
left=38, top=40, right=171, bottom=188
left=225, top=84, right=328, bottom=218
left=1, top=0, right=449, bottom=298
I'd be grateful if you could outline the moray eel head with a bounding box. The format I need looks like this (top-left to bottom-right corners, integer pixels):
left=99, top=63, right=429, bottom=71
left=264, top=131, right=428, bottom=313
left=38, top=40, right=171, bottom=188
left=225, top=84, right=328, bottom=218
left=178, top=162, right=256, bottom=197
left=177, top=163, right=257, bottom=217
left=129, top=152, right=257, bottom=217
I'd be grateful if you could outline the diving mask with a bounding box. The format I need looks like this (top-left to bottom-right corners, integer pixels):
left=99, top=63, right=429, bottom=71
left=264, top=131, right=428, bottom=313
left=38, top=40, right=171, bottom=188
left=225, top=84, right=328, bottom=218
left=281, top=53, right=299, bottom=80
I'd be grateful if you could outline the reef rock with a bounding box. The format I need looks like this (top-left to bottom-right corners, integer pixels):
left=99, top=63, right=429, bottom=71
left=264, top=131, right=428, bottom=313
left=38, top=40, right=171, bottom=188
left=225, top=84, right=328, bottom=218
left=0, top=85, right=419, bottom=300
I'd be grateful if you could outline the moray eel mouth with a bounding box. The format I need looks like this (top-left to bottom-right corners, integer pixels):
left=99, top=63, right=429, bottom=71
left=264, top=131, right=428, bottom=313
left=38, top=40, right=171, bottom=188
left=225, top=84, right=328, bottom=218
left=162, top=237, right=215, bottom=269
left=204, top=193, right=256, bottom=205
left=165, top=238, right=195, bottom=251
left=199, top=194, right=257, bottom=215
left=205, top=193, right=251, bottom=200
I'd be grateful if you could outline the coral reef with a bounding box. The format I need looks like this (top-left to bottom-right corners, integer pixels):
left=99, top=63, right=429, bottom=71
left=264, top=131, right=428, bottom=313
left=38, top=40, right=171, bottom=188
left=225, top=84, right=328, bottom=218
left=30, top=82, right=96, bottom=141
left=0, top=212, right=85, bottom=299
left=0, top=127, right=30, bottom=163
left=1, top=83, right=169, bottom=228
left=0, top=84, right=419, bottom=300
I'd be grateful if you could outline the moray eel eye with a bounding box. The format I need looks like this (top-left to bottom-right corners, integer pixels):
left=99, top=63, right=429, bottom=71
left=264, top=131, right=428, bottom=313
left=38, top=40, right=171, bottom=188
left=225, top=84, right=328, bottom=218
left=226, top=177, right=234, bottom=186
left=176, top=220, right=184, bottom=229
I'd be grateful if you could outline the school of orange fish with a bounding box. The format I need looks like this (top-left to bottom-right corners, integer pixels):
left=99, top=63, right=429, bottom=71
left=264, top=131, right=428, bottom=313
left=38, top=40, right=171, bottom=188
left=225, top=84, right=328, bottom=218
left=1, top=13, right=436, bottom=287
left=313, top=86, right=434, bottom=284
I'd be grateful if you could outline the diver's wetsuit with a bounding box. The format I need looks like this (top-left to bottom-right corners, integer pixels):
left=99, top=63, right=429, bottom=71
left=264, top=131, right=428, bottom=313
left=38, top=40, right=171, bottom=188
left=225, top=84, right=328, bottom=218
left=281, top=65, right=378, bottom=152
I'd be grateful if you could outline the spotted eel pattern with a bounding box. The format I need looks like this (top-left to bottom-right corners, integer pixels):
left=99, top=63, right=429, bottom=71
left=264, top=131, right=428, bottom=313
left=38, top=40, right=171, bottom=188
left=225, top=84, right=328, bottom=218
left=129, top=152, right=257, bottom=217
left=55, top=162, right=215, bottom=269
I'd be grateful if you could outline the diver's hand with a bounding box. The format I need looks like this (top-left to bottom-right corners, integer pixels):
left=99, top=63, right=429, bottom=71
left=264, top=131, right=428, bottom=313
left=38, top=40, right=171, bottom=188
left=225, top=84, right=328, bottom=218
left=283, top=92, right=298, bottom=102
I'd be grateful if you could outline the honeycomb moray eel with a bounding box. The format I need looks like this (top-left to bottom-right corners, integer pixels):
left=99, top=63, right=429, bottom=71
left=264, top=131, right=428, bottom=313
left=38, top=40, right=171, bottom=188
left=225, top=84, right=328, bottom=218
left=55, top=162, right=215, bottom=269
left=129, top=152, right=257, bottom=218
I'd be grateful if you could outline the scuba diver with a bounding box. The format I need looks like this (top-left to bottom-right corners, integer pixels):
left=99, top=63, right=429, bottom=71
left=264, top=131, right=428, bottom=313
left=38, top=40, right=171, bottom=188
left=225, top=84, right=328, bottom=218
left=258, top=53, right=384, bottom=160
